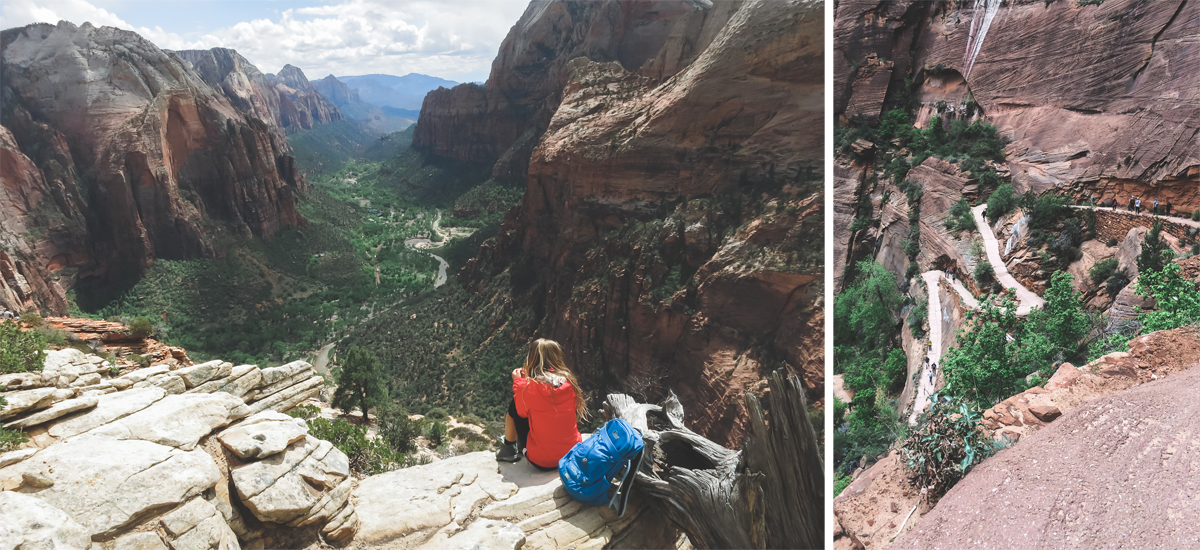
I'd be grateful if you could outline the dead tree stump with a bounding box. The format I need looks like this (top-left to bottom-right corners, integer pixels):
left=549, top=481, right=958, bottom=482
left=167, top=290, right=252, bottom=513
left=603, top=370, right=823, bottom=549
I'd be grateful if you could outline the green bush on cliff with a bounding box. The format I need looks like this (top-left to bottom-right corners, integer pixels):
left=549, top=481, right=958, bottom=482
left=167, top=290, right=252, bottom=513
left=1136, top=263, right=1200, bottom=332
left=1, top=320, right=46, bottom=374
left=985, top=184, right=1015, bottom=223
left=902, top=394, right=996, bottom=498
left=332, top=347, right=389, bottom=417
left=945, top=198, right=975, bottom=232
left=1137, top=222, right=1174, bottom=276
left=128, top=317, right=154, bottom=339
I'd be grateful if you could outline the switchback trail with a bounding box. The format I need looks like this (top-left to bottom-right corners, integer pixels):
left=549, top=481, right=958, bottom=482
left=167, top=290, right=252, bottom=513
left=910, top=205, right=1047, bottom=422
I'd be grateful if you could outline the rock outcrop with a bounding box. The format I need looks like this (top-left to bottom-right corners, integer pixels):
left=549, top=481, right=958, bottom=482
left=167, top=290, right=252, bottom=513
left=266, top=65, right=345, bottom=132
left=1, top=343, right=683, bottom=550
left=0, top=22, right=305, bottom=315
left=833, top=327, right=1200, bottom=550
left=0, top=348, right=350, bottom=549
left=835, top=0, right=1199, bottom=208
left=892, top=359, right=1200, bottom=549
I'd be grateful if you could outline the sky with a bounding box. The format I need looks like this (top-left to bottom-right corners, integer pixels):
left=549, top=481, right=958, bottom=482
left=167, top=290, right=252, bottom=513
left=0, top=0, right=531, bottom=82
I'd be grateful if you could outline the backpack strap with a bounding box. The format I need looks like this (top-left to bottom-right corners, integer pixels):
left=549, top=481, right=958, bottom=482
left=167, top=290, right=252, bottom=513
left=607, top=447, right=643, bottom=517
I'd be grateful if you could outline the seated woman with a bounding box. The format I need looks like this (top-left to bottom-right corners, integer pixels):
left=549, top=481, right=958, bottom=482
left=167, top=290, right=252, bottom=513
left=496, top=338, right=588, bottom=470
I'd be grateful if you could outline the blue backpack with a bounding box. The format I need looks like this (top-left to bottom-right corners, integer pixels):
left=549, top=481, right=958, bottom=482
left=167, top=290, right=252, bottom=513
left=558, top=418, right=644, bottom=516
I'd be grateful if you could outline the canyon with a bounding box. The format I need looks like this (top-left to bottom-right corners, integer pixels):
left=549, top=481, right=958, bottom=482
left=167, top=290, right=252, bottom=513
left=423, top=0, right=825, bottom=445
left=1, top=23, right=306, bottom=315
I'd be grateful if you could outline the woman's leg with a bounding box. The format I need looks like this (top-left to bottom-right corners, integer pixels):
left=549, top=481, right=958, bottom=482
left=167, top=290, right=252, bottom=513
left=507, top=399, right=530, bottom=451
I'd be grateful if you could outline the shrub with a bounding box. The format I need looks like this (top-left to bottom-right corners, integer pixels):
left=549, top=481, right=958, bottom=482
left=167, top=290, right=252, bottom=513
left=427, top=421, right=448, bottom=447
left=1, top=320, right=47, bottom=374
left=109, top=365, right=121, bottom=377
left=1137, top=222, right=1173, bottom=276
left=448, top=426, right=492, bottom=445
left=128, top=317, right=154, bottom=339
left=974, top=261, right=994, bottom=283
left=1192, top=209, right=1200, bottom=222
left=902, top=395, right=992, bottom=498
left=287, top=404, right=321, bottom=419
left=127, top=354, right=150, bottom=368
left=19, top=313, right=43, bottom=328
left=377, top=405, right=422, bottom=454
left=985, top=184, right=1015, bottom=223
left=945, top=198, right=975, bottom=232
left=834, top=472, right=852, bottom=497
left=1089, top=258, right=1120, bottom=284
left=307, top=417, right=398, bottom=476
left=0, top=426, right=28, bottom=452
left=424, top=407, right=449, bottom=420
left=849, top=216, right=872, bottom=233
left=1106, top=238, right=1118, bottom=247
left=1136, top=263, right=1200, bottom=332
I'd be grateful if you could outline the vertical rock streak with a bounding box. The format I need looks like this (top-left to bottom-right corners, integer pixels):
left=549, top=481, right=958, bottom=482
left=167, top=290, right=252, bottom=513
left=964, top=0, right=1001, bottom=79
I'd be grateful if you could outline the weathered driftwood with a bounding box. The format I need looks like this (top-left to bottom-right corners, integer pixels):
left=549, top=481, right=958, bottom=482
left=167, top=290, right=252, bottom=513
left=603, top=370, right=823, bottom=549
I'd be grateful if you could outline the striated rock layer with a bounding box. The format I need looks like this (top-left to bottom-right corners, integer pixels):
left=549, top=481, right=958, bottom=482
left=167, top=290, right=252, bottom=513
left=460, top=0, right=825, bottom=445
left=0, top=22, right=305, bottom=314
left=835, top=0, right=1199, bottom=204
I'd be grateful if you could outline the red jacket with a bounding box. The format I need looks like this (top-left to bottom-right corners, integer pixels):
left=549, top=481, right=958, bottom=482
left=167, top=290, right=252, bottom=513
left=513, top=372, right=582, bottom=468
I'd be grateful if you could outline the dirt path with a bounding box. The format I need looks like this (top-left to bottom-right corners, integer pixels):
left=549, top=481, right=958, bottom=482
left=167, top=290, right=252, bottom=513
left=971, top=204, right=1043, bottom=315
left=313, top=342, right=335, bottom=376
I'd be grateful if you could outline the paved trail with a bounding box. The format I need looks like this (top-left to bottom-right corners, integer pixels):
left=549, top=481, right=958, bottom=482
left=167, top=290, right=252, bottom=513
left=1069, top=204, right=1200, bottom=229
left=909, top=206, right=1047, bottom=422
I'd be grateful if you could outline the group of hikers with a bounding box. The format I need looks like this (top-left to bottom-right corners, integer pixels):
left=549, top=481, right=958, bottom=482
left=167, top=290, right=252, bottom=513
left=1091, top=194, right=1172, bottom=216
left=924, top=355, right=937, bottom=385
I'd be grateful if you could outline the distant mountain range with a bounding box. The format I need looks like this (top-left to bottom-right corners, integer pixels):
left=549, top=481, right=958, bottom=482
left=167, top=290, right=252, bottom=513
left=335, top=73, right=459, bottom=112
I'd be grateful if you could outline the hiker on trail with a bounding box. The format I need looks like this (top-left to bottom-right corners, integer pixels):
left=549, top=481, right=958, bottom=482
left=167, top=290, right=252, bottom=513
left=0, top=310, right=13, bottom=320
left=1164, top=200, right=1171, bottom=216
left=1129, top=196, right=1136, bottom=211
left=1135, top=198, right=1142, bottom=213
left=497, top=338, right=588, bottom=470
left=1153, top=198, right=1159, bottom=215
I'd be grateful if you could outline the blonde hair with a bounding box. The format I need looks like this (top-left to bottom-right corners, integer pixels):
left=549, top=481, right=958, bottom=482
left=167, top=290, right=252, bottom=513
left=523, top=338, right=590, bottom=421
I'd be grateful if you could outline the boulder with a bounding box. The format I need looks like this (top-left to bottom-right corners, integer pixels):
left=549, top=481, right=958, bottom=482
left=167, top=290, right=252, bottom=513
left=0, top=492, right=92, bottom=550
left=89, top=392, right=249, bottom=450
left=1028, top=404, right=1062, bottom=423
left=1044, top=362, right=1082, bottom=391
left=47, top=387, right=166, bottom=439
left=0, top=387, right=58, bottom=419
left=174, top=360, right=232, bottom=388
left=0, top=448, right=37, bottom=468
left=0, top=434, right=220, bottom=537
left=217, top=410, right=309, bottom=459
left=229, top=435, right=350, bottom=526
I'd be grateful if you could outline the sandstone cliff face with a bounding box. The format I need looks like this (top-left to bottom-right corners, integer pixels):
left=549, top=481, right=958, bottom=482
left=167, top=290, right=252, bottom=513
left=835, top=0, right=1199, bottom=209
left=267, top=64, right=344, bottom=132
left=463, top=0, right=824, bottom=445
left=174, top=47, right=287, bottom=143
left=0, top=22, right=304, bottom=314
left=413, top=0, right=710, bottom=182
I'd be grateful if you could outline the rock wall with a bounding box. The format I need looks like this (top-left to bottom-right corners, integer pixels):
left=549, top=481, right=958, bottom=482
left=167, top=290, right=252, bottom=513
left=835, top=0, right=1199, bottom=195
left=412, top=0, right=712, bottom=182
left=267, top=65, right=345, bottom=133
left=0, top=22, right=305, bottom=315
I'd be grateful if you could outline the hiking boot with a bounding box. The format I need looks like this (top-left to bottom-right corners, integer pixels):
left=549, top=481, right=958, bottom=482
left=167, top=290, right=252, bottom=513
left=496, top=439, right=520, bottom=463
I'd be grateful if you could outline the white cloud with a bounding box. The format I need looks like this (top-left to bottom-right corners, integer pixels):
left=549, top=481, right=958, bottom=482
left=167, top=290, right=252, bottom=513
left=1, top=0, right=529, bottom=82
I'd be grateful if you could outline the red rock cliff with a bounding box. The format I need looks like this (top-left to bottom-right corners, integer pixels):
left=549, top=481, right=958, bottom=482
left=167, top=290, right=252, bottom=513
left=0, top=22, right=304, bottom=314
left=465, top=0, right=824, bottom=445
left=835, top=0, right=1199, bottom=206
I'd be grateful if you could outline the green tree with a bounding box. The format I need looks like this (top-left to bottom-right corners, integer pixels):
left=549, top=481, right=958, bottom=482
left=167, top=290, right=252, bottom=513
left=941, top=298, right=1021, bottom=404
left=835, top=261, right=903, bottom=352
left=1136, top=263, right=1200, bottom=332
left=1, top=320, right=46, bottom=374
left=986, top=184, right=1015, bottom=223
left=128, top=317, right=154, bottom=339
left=377, top=404, right=422, bottom=454
left=1136, top=222, right=1173, bottom=276
left=1024, top=272, right=1088, bottom=363
left=332, top=347, right=389, bottom=419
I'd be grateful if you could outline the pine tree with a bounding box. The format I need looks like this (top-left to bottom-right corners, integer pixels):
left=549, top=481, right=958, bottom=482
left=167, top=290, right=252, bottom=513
left=1137, top=221, right=1173, bottom=276
left=332, top=347, right=388, bottom=420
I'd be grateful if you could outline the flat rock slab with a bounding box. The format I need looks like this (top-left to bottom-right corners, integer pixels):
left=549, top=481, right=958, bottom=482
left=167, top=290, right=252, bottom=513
left=217, top=410, right=309, bottom=459
left=0, top=387, right=59, bottom=419
left=90, top=392, right=249, bottom=450
left=0, top=434, right=220, bottom=538
left=0, top=491, right=92, bottom=550
left=355, top=451, right=645, bottom=549
left=893, top=365, right=1200, bottom=549
left=47, top=387, right=166, bottom=439
left=3, top=395, right=98, bottom=429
